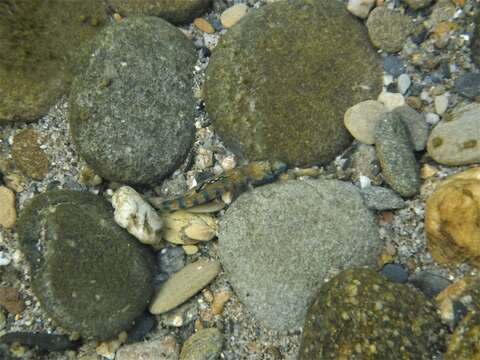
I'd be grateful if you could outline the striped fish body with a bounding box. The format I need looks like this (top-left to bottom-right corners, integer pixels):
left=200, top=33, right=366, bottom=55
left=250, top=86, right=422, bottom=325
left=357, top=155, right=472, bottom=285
left=159, top=160, right=287, bottom=212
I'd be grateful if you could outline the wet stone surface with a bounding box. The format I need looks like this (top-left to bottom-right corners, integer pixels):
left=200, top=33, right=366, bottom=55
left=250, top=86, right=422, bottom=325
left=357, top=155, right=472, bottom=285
left=16, top=190, right=155, bottom=340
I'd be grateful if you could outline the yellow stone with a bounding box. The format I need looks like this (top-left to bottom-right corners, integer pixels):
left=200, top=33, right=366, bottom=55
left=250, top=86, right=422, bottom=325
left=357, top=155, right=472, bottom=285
left=425, top=167, right=480, bottom=267
left=0, top=186, right=16, bottom=228
left=193, top=18, right=215, bottom=34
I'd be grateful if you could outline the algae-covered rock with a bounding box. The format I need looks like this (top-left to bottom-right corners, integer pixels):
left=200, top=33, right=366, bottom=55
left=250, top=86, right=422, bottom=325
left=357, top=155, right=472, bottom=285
left=17, top=190, right=155, bottom=340
left=11, top=129, right=49, bottom=180
left=299, top=268, right=446, bottom=359
left=205, top=0, right=382, bottom=167
left=445, top=311, right=480, bottom=360
left=69, top=17, right=196, bottom=185
left=180, top=328, right=223, bottom=360
left=108, top=0, right=212, bottom=24
left=0, top=0, right=107, bottom=123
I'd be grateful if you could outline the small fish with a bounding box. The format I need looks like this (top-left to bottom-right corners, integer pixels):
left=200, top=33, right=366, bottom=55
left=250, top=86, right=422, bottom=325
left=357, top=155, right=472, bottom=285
left=157, top=160, right=288, bottom=212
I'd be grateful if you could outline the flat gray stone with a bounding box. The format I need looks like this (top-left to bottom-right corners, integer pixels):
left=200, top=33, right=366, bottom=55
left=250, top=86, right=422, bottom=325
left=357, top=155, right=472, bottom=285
left=69, top=17, right=196, bottom=185
left=16, top=190, right=155, bottom=340
left=375, top=113, right=420, bottom=197
left=454, top=72, right=480, bottom=99
left=361, top=185, right=407, bottom=211
left=427, top=103, right=480, bottom=166
left=219, top=179, right=381, bottom=331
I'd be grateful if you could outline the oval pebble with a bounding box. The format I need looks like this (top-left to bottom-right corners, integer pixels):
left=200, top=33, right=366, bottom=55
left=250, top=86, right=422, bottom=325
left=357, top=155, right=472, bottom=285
left=375, top=113, right=420, bottom=197
left=0, top=186, right=16, bottom=229
left=149, top=259, right=220, bottom=314
left=220, top=4, right=249, bottom=28
left=180, top=328, right=223, bottom=360
left=344, top=100, right=388, bottom=145
left=427, top=103, right=480, bottom=166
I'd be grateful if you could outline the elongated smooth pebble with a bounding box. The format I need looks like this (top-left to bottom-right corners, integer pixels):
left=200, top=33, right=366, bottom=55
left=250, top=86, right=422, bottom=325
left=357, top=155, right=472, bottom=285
left=149, top=260, right=220, bottom=314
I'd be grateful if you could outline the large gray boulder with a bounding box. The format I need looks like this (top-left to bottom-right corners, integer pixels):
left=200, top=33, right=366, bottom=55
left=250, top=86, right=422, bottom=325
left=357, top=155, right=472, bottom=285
left=218, top=179, right=382, bottom=330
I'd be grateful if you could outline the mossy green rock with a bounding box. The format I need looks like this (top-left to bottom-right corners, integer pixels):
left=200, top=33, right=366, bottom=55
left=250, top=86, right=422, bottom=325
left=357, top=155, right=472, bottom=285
left=17, top=190, right=155, bottom=340
left=69, top=17, right=196, bottom=185
left=205, top=0, right=382, bottom=167
left=0, top=0, right=107, bottom=123
left=446, top=311, right=480, bottom=360
left=108, top=0, right=212, bottom=24
left=299, top=268, right=446, bottom=359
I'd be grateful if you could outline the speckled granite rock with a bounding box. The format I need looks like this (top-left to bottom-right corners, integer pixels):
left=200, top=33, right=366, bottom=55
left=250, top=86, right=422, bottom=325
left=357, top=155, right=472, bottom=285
left=391, top=105, right=429, bottom=152
left=360, top=185, right=406, bottom=210
left=0, top=0, right=107, bottom=123
left=69, top=17, right=196, bottom=185
left=16, top=190, right=155, bottom=340
left=366, top=7, right=413, bottom=53
left=299, top=268, right=446, bottom=359
left=219, top=179, right=381, bottom=330
left=375, top=112, right=420, bottom=197
left=108, top=0, right=211, bottom=24
left=427, top=104, right=480, bottom=166
left=205, top=0, right=382, bottom=167
left=445, top=311, right=480, bottom=360
left=180, top=328, right=223, bottom=360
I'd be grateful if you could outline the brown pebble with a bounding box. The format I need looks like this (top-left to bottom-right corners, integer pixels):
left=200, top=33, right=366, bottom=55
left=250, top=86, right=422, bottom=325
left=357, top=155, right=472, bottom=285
left=406, top=96, right=423, bottom=110
left=202, top=289, right=214, bottom=303
left=194, top=18, right=215, bottom=34
left=211, top=290, right=231, bottom=315
left=420, top=164, right=438, bottom=179
left=378, top=211, right=394, bottom=225
left=11, top=129, right=49, bottom=180
left=0, top=288, right=25, bottom=314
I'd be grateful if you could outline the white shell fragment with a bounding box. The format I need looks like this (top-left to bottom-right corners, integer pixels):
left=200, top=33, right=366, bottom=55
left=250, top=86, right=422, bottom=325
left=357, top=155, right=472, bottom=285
left=160, top=210, right=218, bottom=245
left=112, top=186, right=163, bottom=245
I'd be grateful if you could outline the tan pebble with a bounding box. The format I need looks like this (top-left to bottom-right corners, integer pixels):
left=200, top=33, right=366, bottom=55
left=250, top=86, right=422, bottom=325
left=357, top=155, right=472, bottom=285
left=221, top=4, right=249, bottom=28
left=202, top=289, right=214, bottom=303
left=4, top=173, right=24, bottom=193
left=0, top=186, right=16, bottom=228
left=96, top=332, right=127, bottom=358
left=406, top=96, right=423, bottom=111
left=183, top=245, right=199, bottom=255
left=113, top=13, right=122, bottom=22
left=420, top=164, right=438, bottom=179
left=426, top=168, right=480, bottom=267
left=194, top=18, right=215, bottom=33
left=161, top=211, right=217, bottom=244
left=149, top=259, right=220, bottom=314
left=194, top=319, right=204, bottom=331
left=211, top=290, right=231, bottom=315
left=200, top=308, right=213, bottom=322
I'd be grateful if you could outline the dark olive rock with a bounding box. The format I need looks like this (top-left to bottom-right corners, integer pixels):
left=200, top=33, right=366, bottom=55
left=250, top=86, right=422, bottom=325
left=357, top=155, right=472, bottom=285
left=454, top=72, right=480, bottom=99
left=108, top=0, right=212, bottom=24
left=445, top=311, right=480, bottom=360
left=205, top=0, right=382, bottom=167
left=69, top=17, right=196, bottom=185
left=17, top=190, right=155, bottom=340
left=0, top=0, right=107, bottom=123
left=299, top=268, right=446, bottom=359
left=126, top=312, right=158, bottom=344
left=375, top=112, right=420, bottom=197
left=0, top=332, right=81, bottom=352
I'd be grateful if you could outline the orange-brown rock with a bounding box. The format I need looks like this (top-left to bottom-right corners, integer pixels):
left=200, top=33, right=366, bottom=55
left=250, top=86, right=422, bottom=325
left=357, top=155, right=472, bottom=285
left=425, top=167, right=480, bottom=267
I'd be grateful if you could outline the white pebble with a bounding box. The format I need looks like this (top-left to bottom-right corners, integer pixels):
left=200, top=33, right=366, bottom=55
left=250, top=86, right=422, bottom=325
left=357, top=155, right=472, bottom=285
left=383, top=74, right=394, bottom=86
left=420, top=90, right=433, bottom=103
left=359, top=175, right=372, bottom=189
left=0, top=251, right=11, bottom=266
left=377, top=91, right=406, bottom=110
left=425, top=113, right=440, bottom=125
left=397, top=74, right=411, bottom=94
left=347, top=0, right=375, bottom=19
left=434, top=94, right=448, bottom=115
left=112, top=186, right=163, bottom=245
